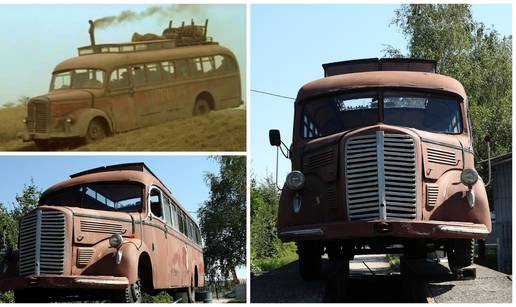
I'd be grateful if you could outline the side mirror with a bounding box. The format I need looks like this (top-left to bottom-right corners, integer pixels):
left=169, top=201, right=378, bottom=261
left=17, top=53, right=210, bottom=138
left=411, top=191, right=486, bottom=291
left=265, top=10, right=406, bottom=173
left=269, top=129, right=281, bottom=146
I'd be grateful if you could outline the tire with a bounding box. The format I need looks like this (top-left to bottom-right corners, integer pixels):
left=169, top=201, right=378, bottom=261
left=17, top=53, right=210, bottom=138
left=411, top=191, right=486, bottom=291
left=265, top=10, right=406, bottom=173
left=85, top=118, right=107, bottom=143
left=325, top=258, right=350, bottom=303
left=446, top=239, right=474, bottom=274
left=297, top=242, right=322, bottom=280
left=193, top=98, right=211, bottom=116
left=114, top=278, right=142, bottom=303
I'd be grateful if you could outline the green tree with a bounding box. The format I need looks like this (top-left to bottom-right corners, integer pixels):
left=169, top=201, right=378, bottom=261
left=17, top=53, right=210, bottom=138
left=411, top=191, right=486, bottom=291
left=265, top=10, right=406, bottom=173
left=198, top=156, right=246, bottom=287
left=385, top=4, right=512, bottom=160
left=250, top=175, right=281, bottom=261
left=0, top=179, right=41, bottom=249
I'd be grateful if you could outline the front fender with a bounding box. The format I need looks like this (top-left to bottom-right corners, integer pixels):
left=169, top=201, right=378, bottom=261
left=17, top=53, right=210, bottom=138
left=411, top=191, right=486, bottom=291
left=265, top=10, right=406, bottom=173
left=67, top=108, right=113, bottom=137
left=429, top=170, right=491, bottom=232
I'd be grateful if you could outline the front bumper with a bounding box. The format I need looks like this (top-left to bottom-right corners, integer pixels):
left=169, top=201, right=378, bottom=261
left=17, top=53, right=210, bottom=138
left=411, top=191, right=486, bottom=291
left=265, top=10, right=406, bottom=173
left=0, top=274, right=129, bottom=290
left=279, top=219, right=490, bottom=242
left=18, top=131, right=81, bottom=142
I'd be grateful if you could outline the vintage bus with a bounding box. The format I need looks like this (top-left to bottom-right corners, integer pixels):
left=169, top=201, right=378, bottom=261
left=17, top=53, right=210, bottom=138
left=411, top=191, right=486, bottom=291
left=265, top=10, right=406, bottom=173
left=18, top=20, right=242, bottom=149
left=269, top=58, right=491, bottom=280
left=0, top=163, right=204, bottom=302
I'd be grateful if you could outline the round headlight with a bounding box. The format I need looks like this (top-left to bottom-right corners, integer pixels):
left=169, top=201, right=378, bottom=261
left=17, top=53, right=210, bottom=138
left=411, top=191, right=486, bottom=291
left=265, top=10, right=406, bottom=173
left=286, top=171, right=305, bottom=191
left=461, top=168, right=479, bottom=186
left=109, top=234, right=123, bottom=248
left=66, top=117, right=73, bottom=124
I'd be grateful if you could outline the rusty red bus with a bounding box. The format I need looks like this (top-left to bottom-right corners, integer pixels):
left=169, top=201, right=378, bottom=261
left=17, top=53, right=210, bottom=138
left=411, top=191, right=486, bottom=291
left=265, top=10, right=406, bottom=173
left=269, top=58, right=491, bottom=280
left=18, top=20, right=242, bottom=149
left=0, top=163, right=204, bottom=302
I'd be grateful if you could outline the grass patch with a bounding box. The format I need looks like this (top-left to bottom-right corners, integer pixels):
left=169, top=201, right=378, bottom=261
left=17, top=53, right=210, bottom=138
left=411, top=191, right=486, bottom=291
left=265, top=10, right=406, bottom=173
left=0, top=105, right=25, bottom=144
left=253, top=242, right=298, bottom=272
left=0, top=108, right=246, bottom=151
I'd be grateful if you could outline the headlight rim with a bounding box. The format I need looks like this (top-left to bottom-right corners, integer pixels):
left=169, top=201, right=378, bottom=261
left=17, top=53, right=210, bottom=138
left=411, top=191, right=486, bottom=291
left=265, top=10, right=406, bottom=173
left=286, top=170, right=305, bottom=191
left=109, top=233, right=123, bottom=248
left=461, top=168, right=479, bottom=187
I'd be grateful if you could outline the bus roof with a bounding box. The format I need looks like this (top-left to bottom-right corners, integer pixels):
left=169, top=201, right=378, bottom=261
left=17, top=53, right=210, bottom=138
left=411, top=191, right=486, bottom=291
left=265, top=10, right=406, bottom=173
left=41, top=163, right=198, bottom=224
left=296, top=71, right=467, bottom=103
left=53, top=44, right=235, bottom=73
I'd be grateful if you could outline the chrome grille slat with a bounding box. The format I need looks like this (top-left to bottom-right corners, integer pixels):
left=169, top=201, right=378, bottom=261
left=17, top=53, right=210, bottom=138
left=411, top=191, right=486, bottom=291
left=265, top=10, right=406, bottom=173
left=346, top=132, right=417, bottom=221
left=27, top=100, right=50, bottom=133
left=19, top=210, right=66, bottom=276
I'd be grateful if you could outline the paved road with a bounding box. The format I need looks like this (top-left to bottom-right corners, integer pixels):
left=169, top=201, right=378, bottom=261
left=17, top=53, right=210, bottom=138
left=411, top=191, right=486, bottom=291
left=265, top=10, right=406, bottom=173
left=251, top=255, right=512, bottom=303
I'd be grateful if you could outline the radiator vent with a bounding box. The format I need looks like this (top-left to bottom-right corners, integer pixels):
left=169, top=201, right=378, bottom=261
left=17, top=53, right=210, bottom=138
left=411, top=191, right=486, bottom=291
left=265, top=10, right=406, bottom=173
left=77, top=248, right=94, bottom=267
left=81, top=220, right=123, bottom=234
left=427, top=147, right=457, bottom=166
left=327, top=186, right=337, bottom=209
left=304, top=150, right=334, bottom=172
left=426, top=184, right=439, bottom=207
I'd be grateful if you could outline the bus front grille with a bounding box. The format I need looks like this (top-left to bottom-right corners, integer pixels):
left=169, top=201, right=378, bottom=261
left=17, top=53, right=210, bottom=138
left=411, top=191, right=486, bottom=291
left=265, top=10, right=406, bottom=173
left=345, top=132, right=417, bottom=221
left=27, top=100, right=50, bottom=133
left=19, top=210, right=66, bottom=276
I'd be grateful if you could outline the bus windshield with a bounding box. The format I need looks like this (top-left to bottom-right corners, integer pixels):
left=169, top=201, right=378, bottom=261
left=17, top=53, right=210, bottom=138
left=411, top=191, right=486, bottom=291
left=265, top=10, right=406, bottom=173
left=39, top=182, right=143, bottom=212
left=51, top=69, right=105, bottom=90
left=301, top=90, right=463, bottom=138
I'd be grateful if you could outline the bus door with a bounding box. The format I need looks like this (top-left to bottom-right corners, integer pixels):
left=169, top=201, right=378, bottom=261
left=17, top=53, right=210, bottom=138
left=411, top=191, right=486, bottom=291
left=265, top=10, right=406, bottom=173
left=131, top=64, right=166, bottom=127
left=148, top=187, right=172, bottom=288
left=164, top=197, right=182, bottom=287
left=107, top=67, right=137, bottom=131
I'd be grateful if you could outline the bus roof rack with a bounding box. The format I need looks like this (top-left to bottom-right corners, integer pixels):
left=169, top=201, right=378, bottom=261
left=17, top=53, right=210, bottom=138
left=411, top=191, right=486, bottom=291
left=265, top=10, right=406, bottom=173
left=322, top=58, right=437, bottom=77
left=79, top=18, right=218, bottom=56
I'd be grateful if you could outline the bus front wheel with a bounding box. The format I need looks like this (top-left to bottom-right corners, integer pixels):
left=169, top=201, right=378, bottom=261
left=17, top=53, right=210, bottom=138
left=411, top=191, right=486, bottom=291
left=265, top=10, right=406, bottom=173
left=297, top=242, right=322, bottom=280
left=446, top=239, right=475, bottom=275
left=115, top=278, right=142, bottom=303
left=193, top=98, right=211, bottom=116
left=85, top=118, right=107, bottom=143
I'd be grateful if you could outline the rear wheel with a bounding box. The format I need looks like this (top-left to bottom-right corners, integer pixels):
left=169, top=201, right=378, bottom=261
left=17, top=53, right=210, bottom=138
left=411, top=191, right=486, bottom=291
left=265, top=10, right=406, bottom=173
left=446, top=239, right=475, bottom=274
left=297, top=242, right=322, bottom=280
left=193, top=98, right=211, bottom=116
left=85, top=118, right=107, bottom=143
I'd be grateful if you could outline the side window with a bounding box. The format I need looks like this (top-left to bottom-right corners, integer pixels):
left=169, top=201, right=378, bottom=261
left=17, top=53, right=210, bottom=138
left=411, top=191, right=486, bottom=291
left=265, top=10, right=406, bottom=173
left=181, top=212, right=187, bottom=235
left=201, top=57, right=214, bottom=74
left=109, top=68, right=130, bottom=89
left=131, top=65, right=147, bottom=87
left=188, top=58, right=203, bottom=77
left=214, top=55, right=235, bottom=72
left=163, top=196, right=172, bottom=226
left=178, top=210, right=184, bottom=234
left=170, top=202, right=178, bottom=229
left=146, top=63, right=162, bottom=84
left=175, top=59, right=189, bottom=78
left=149, top=188, right=163, bottom=218
left=161, top=61, right=176, bottom=81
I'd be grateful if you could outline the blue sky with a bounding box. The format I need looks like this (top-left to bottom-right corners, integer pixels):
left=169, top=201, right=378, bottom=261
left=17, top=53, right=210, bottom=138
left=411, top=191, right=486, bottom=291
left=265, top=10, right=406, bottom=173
left=251, top=4, right=512, bottom=185
left=0, top=4, right=246, bottom=105
left=0, top=155, right=219, bottom=221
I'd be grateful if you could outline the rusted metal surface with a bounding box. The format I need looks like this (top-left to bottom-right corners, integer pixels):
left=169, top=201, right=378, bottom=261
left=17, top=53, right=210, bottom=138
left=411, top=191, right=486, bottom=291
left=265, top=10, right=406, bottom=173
left=276, top=58, right=491, bottom=258
left=18, top=21, right=242, bottom=146
left=0, top=163, right=204, bottom=294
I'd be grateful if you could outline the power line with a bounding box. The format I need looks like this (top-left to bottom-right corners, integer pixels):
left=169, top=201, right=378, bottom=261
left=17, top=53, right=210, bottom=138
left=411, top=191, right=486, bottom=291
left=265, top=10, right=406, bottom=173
left=251, top=89, right=295, bottom=101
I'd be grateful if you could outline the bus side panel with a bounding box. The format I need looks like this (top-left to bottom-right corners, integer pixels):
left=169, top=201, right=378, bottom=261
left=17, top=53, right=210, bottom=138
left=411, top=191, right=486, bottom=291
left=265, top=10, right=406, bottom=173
left=98, top=92, right=138, bottom=132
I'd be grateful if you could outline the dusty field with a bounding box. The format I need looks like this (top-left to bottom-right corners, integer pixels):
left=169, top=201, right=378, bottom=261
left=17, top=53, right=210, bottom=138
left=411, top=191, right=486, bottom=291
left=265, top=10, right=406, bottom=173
left=0, top=106, right=246, bottom=151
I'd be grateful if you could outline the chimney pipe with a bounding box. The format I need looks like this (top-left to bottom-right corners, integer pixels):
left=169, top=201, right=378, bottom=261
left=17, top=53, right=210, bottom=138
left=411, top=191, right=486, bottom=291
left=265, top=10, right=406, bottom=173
left=88, top=20, right=96, bottom=46
left=204, top=19, right=209, bottom=39
left=169, top=20, right=173, bottom=29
